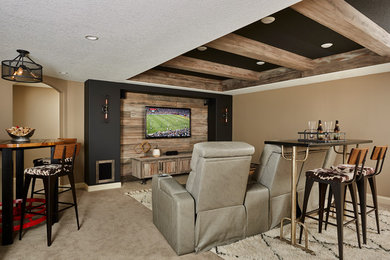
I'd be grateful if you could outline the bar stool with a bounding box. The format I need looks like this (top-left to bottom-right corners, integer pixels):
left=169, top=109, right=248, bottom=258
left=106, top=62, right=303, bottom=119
left=329, top=146, right=387, bottom=244
left=19, top=143, right=81, bottom=246
left=30, top=138, right=77, bottom=200
left=359, top=146, right=387, bottom=243
left=299, top=148, right=368, bottom=260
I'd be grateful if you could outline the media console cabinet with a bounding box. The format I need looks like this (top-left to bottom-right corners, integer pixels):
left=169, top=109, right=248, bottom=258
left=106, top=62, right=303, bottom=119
left=132, top=153, right=192, bottom=183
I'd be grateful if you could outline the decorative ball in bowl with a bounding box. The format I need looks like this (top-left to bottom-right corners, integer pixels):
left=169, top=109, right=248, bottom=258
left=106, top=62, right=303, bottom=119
left=6, top=126, right=35, bottom=142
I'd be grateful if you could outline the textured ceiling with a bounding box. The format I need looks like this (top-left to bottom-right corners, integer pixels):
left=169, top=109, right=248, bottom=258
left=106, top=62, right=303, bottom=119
left=0, top=0, right=300, bottom=83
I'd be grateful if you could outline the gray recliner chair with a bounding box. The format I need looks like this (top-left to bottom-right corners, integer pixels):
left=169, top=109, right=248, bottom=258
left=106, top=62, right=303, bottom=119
left=152, top=142, right=336, bottom=255
left=152, top=142, right=255, bottom=255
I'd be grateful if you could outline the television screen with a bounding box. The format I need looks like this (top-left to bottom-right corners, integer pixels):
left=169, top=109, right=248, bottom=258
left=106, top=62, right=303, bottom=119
left=145, top=106, right=191, bottom=138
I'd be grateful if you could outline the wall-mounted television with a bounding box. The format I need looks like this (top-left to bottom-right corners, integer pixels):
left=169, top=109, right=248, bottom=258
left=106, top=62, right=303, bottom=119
left=145, top=106, right=191, bottom=138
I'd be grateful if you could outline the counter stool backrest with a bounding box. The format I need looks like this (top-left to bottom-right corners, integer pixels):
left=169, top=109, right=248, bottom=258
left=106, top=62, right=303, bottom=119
left=53, top=143, right=80, bottom=161
left=370, top=145, right=387, bottom=175
left=347, top=148, right=368, bottom=165
left=347, top=148, right=368, bottom=182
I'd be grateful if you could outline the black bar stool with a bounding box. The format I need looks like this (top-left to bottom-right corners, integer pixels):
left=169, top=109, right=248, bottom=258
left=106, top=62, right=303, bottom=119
left=359, top=146, right=387, bottom=243
left=19, top=143, right=81, bottom=246
left=30, top=138, right=78, bottom=200
left=333, top=146, right=387, bottom=244
left=299, top=148, right=368, bottom=260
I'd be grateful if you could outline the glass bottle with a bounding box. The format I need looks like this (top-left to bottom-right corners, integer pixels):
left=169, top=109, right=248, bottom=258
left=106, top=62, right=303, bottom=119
left=334, top=120, right=340, bottom=140
left=317, top=120, right=324, bottom=140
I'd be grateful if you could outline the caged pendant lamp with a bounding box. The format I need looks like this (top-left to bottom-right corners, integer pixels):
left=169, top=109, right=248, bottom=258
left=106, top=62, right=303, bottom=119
left=2, top=49, right=42, bottom=83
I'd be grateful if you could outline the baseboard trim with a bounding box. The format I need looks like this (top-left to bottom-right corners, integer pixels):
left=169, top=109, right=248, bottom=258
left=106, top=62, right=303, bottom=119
left=367, top=193, right=390, bottom=206
left=75, top=183, right=86, bottom=189
left=84, top=182, right=122, bottom=192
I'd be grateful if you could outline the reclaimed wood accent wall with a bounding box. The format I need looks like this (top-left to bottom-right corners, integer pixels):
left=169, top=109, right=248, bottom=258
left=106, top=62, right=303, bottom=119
left=121, top=92, right=208, bottom=178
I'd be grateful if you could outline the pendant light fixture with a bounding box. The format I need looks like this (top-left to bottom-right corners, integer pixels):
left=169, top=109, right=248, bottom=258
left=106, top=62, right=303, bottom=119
left=2, top=49, right=42, bottom=83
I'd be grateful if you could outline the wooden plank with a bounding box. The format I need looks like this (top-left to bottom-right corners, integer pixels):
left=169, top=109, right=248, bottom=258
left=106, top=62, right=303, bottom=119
left=161, top=56, right=262, bottom=81
left=222, top=67, right=301, bottom=90
left=292, top=0, right=390, bottom=57
left=207, top=33, right=314, bottom=71
left=304, top=48, right=390, bottom=76
left=120, top=92, right=208, bottom=176
left=223, top=48, right=390, bottom=91
left=129, top=69, right=222, bottom=92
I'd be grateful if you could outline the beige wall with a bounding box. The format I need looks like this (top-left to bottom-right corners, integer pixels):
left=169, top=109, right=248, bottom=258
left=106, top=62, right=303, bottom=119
left=13, top=85, right=60, bottom=168
left=43, top=76, right=85, bottom=183
left=0, top=81, right=13, bottom=139
left=233, top=72, right=390, bottom=197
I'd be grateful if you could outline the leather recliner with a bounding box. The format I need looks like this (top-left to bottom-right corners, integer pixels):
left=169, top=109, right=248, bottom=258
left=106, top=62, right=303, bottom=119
left=152, top=142, right=336, bottom=255
left=152, top=141, right=256, bottom=254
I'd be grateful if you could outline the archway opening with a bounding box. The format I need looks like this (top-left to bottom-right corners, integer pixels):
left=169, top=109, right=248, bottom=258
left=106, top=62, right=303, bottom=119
left=12, top=82, right=60, bottom=168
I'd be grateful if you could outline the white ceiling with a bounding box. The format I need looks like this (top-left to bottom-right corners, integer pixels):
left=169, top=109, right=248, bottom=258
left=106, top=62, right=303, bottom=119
left=0, top=0, right=300, bottom=84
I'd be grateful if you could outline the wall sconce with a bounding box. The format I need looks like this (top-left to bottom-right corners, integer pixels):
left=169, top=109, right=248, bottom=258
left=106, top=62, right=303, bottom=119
left=222, top=107, right=229, bottom=124
left=102, top=95, right=109, bottom=122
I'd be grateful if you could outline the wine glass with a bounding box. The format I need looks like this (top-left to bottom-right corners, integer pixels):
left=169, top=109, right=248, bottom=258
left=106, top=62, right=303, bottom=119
left=308, top=121, right=316, bottom=139
left=324, top=121, right=333, bottom=140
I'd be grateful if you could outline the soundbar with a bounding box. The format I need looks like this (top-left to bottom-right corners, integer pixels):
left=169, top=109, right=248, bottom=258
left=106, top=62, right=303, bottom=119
left=165, top=151, right=178, bottom=156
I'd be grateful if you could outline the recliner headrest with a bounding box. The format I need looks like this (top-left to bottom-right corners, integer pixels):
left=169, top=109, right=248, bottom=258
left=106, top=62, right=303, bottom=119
left=194, top=141, right=255, bottom=158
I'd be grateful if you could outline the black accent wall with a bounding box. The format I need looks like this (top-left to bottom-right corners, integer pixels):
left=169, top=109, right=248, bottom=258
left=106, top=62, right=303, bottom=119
left=85, top=80, right=232, bottom=186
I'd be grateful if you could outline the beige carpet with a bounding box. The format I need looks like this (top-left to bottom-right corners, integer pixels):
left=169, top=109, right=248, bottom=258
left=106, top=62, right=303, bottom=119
left=128, top=189, right=390, bottom=260
left=0, top=179, right=219, bottom=260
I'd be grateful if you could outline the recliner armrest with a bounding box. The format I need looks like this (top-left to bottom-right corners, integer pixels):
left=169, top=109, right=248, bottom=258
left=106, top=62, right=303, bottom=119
left=152, top=175, right=195, bottom=255
left=160, top=177, right=188, bottom=196
left=245, top=183, right=270, bottom=236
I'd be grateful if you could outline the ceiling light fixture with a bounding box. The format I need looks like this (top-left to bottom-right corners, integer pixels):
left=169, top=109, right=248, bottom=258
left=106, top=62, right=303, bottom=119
left=321, top=43, right=333, bottom=48
left=256, top=61, right=265, bottom=65
left=261, top=16, right=275, bottom=24
left=197, top=46, right=207, bottom=51
left=1, top=49, right=42, bottom=83
left=85, top=35, right=99, bottom=41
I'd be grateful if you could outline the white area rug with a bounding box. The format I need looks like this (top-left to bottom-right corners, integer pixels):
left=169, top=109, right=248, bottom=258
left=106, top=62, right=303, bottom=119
left=126, top=190, right=390, bottom=259
left=125, top=189, right=152, bottom=210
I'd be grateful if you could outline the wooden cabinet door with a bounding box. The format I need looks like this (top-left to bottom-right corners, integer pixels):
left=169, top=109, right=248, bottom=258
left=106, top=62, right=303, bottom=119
left=178, top=158, right=191, bottom=173
left=142, top=162, right=158, bottom=177
left=159, top=160, right=177, bottom=174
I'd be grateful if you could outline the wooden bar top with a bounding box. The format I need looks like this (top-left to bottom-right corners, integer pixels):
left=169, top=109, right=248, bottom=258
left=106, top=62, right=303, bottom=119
left=0, top=139, right=64, bottom=149
left=264, top=139, right=372, bottom=147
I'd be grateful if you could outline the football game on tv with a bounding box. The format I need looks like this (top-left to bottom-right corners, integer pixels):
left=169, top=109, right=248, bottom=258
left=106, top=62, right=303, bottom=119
left=145, top=106, right=191, bottom=138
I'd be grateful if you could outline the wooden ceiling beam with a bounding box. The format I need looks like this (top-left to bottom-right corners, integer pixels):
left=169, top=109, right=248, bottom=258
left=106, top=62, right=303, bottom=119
left=292, top=0, right=390, bottom=57
left=222, top=48, right=390, bottom=91
left=161, top=56, right=262, bottom=81
left=206, top=33, right=314, bottom=71
left=128, top=69, right=223, bottom=91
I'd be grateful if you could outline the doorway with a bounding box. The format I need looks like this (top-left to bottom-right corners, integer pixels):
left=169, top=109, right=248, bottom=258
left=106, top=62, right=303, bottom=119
left=12, top=83, right=60, bottom=168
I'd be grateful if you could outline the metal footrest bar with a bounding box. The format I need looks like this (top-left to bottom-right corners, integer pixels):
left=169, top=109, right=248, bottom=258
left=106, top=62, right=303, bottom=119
left=58, top=205, right=74, bottom=212
left=277, top=217, right=315, bottom=255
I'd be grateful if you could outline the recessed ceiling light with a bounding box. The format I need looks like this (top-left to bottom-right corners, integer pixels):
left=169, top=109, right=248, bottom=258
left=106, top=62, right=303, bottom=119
left=85, top=35, right=99, bottom=41
left=197, top=46, right=207, bottom=51
left=261, top=16, right=275, bottom=24
left=256, top=61, right=265, bottom=65
left=321, top=42, right=333, bottom=48
left=59, top=71, right=68, bottom=75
